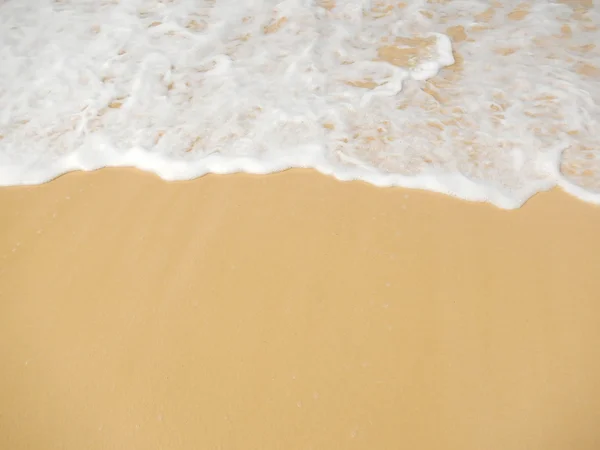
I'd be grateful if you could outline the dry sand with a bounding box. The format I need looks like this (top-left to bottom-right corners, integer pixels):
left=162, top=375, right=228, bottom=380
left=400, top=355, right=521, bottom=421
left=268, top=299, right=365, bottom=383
left=1, top=168, right=600, bottom=450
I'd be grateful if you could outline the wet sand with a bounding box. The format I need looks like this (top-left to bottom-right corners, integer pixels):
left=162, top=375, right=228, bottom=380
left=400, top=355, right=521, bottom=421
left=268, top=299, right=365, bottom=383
left=1, top=168, right=600, bottom=450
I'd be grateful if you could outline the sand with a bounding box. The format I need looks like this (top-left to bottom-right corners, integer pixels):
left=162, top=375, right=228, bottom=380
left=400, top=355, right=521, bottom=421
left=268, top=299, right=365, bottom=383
left=1, top=168, right=600, bottom=450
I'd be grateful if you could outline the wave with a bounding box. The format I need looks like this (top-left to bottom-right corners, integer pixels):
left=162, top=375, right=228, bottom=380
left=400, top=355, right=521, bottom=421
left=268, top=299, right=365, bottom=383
left=1, top=0, right=599, bottom=208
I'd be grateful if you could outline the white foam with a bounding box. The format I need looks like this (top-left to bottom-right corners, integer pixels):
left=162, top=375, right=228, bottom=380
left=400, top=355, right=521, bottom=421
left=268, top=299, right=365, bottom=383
left=1, top=0, right=600, bottom=209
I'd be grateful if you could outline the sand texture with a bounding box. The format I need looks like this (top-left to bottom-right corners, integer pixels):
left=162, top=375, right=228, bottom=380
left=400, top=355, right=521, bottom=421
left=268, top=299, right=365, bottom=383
left=1, top=168, right=600, bottom=449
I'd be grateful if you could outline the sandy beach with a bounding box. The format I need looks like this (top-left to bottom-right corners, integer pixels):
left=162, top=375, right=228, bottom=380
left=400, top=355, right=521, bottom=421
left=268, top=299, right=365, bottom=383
left=1, top=168, right=600, bottom=449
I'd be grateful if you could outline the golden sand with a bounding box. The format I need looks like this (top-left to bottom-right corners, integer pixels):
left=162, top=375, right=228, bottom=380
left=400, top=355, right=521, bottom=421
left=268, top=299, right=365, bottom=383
left=1, top=168, right=600, bottom=449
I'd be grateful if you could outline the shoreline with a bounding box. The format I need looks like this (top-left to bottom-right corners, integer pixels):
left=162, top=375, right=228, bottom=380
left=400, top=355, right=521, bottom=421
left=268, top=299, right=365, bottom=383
left=1, top=168, right=600, bottom=450
left=2, top=162, right=599, bottom=210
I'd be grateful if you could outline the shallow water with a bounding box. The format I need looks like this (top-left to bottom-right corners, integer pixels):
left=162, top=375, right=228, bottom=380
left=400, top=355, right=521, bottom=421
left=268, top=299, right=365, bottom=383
left=1, top=0, right=599, bottom=208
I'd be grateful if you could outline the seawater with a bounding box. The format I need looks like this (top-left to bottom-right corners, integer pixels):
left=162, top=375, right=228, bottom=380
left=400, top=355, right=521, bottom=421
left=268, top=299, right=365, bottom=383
left=1, top=0, right=599, bottom=209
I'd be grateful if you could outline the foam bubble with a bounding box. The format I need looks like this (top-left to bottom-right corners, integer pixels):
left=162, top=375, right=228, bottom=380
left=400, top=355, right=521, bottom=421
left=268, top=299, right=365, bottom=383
left=1, top=0, right=600, bottom=209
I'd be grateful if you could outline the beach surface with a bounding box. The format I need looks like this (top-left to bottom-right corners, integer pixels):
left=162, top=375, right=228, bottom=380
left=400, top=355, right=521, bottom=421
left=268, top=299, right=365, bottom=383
left=1, top=168, right=600, bottom=450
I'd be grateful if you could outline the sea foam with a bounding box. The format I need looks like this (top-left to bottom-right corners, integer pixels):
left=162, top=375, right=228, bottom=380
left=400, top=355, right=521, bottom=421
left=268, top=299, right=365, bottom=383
left=1, top=0, right=599, bottom=208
